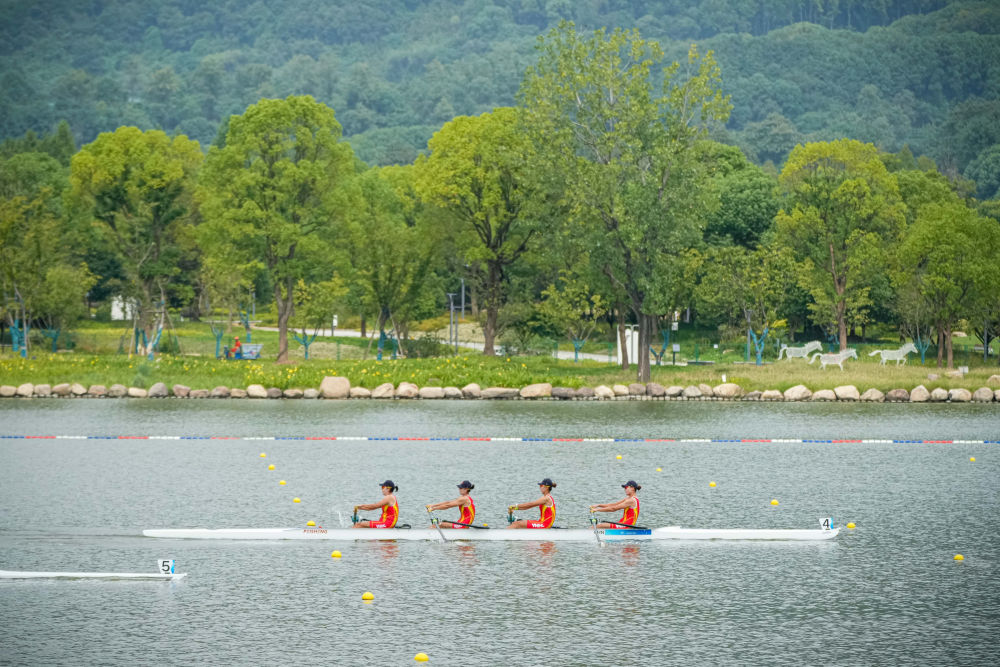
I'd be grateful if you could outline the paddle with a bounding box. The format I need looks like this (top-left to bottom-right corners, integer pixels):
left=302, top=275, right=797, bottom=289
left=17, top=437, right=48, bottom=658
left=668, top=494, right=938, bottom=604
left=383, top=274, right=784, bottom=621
left=437, top=519, right=489, bottom=529
left=601, top=520, right=650, bottom=530
left=590, top=510, right=602, bottom=544
left=427, top=507, right=447, bottom=543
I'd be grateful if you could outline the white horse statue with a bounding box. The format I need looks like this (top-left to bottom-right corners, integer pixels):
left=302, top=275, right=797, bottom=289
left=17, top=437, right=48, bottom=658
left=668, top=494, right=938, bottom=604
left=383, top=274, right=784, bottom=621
left=810, top=348, right=858, bottom=370
left=778, top=340, right=822, bottom=361
left=868, top=342, right=917, bottom=366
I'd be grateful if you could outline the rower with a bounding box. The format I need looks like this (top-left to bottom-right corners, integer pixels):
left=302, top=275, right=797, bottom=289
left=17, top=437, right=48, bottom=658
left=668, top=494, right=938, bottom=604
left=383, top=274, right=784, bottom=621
left=590, top=480, right=640, bottom=528
left=353, top=480, right=399, bottom=528
left=507, top=478, right=556, bottom=529
left=425, top=480, right=476, bottom=528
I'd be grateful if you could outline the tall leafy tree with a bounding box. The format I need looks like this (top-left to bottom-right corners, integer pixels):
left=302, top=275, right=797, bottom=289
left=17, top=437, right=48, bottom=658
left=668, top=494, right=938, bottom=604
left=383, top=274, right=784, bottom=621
left=520, top=22, right=731, bottom=381
left=774, top=139, right=906, bottom=351
left=198, top=96, right=355, bottom=362
left=70, top=127, right=202, bottom=357
left=415, top=107, right=548, bottom=355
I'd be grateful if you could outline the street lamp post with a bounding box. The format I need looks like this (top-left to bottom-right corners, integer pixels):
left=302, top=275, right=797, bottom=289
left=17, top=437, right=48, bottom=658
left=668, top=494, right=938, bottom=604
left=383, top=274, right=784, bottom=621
left=447, top=292, right=458, bottom=354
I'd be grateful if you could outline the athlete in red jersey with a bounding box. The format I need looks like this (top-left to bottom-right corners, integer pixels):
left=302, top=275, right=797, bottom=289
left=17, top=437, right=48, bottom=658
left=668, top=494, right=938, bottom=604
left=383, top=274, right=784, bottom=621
left=425, top=480, right=476, bottom=528
left=507, top=478, right=556, bottom=529
left=590, top=480, right=641, bottom=528
left=353, top=480, right=399, bottom=528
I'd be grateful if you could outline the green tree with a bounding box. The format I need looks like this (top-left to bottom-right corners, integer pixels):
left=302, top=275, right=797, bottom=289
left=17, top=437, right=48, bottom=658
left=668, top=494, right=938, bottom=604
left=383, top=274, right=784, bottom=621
left=70, top=126, right=202, bottom=357
left=415, top=107, right=548, bottom=356
left=538, top=271, right=608, bottom=362
left=198, top=96, right=355, bottom=362
left=520, top=22, right=731, bottom=381
left=774, top=139, right=906, bottom=351
left=292, top=278, right=346, bottom=359
left=896, top=202, right=1000, bottom=368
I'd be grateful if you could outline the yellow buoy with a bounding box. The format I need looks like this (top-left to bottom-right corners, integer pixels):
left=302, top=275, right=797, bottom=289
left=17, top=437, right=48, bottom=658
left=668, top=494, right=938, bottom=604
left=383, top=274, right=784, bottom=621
left=970, top=457, right=976, bottom=462
left=415, top=653, right=430, bottom=662
left=268, top=464, right=275, bottom=470
left=709, top=481, right=717, bottom=487
left=616, top=455, right=623, bottom=460
left=770, top=499, right=779, bottom=506
left=259, top=452, right=266, bottom=458
left=306, top=521, right=315, bottom=526
left=293, top=497, right=301, bottom=503
left=656, top=467, right=662, bottom=472
left=954, top=554, right=964, bottom=561
left=847, top=522, right=856, bottom=529
left=331, top=550, right=342, bottom=558
left=362, top=591, right=374, bottom=600
left=279, top=480, right=286, bottom=486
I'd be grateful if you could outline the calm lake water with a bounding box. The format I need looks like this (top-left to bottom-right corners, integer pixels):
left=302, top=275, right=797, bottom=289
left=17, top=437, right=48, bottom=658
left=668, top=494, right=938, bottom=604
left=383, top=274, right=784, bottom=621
left=1, top=400, right=998, bottom=666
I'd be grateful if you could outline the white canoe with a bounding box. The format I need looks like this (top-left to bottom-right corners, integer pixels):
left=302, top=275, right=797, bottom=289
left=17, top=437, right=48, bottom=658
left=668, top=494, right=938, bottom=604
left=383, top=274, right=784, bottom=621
left=0, top=569, right=186, bottom=581
left=142, top=526, right=839, bottom=542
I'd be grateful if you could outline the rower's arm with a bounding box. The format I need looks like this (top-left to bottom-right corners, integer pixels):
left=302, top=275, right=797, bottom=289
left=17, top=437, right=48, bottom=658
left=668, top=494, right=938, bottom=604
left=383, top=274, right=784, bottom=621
left=512, top=495, right=546, bottom=511
left=590, top=498, right=633, bottom=512
left=356, top=497, right=391, bottom=511
left=426, top=497, right=463, bottom=511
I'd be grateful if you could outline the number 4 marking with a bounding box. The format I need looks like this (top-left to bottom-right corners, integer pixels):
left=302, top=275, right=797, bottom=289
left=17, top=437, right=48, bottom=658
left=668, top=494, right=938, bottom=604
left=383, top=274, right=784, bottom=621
left=819, top=517, right=833, bottom=531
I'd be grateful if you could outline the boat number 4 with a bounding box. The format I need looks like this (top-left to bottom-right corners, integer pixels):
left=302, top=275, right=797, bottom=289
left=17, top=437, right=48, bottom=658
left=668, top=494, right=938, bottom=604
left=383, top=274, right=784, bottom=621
left=158, top=559, right=175, bottom=575
left=818, top=518, right=834, bottom=531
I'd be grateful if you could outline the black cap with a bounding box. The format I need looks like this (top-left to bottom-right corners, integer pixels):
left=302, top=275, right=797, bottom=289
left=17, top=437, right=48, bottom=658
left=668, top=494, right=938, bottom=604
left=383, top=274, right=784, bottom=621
left=537, top=478, right=556, bottom=488
left=380, top=480, right=398, bottom=491
left=457, top=480, right=474, bottom=489
left=622, top=480, right=641, bottom=491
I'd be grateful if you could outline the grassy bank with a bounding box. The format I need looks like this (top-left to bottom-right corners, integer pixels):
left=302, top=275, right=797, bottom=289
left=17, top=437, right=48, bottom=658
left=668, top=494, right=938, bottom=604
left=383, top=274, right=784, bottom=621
left=1, top=350, right=997, bottom=393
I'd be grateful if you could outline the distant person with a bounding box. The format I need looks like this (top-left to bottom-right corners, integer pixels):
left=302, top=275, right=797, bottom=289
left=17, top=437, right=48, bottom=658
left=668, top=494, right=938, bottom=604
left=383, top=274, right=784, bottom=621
left=507, top=478, right=556, bottom=529
left=353, top=480, right=399, bottom=528
left=590, top=481, right=641, bottom=528
left=426, top=480, right=476, bottom=528
left=231, top=336, right=242, bottom=359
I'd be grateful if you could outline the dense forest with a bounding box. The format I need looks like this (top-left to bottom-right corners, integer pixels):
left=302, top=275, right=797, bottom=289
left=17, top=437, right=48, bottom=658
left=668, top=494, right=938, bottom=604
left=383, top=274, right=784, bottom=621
left=2, top=0, right=1000, bottom=195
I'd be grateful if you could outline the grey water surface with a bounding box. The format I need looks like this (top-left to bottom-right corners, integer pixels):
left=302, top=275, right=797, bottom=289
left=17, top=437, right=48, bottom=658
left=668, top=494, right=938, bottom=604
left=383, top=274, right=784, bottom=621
left=1, top=400, right=998, bottom=666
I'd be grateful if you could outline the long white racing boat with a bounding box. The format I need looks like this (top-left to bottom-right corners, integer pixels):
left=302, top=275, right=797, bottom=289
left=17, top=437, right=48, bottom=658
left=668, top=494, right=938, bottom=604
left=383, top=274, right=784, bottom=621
left=0, top=569, right=186, bottom=581
left=142, top=525, right=839, bottom=542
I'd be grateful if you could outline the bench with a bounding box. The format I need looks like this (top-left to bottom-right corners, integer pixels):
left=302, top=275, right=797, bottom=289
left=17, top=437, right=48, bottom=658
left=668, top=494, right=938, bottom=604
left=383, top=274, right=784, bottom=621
left=226, top=343, right=263, bottom=360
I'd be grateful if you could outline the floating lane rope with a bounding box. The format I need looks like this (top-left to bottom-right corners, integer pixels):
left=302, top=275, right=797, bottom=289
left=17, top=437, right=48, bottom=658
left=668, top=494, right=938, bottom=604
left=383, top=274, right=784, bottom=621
left=0, top=435, right=997, bottom=444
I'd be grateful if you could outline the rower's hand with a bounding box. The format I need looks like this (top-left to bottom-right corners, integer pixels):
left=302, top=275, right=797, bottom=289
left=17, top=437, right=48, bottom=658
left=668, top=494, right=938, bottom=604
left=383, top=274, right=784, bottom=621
left=589, top=506, right=596, bottom=512
left=508, top=505, right=517, bottom=512
left=425, top=505, right=432, bottom=511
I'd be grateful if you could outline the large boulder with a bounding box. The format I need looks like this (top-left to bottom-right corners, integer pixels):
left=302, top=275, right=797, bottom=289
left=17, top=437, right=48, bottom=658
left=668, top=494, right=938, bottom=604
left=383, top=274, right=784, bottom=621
left=189, top=389, right=210, bottom=398
left=972, top=387, right=994, bottom=402
left=88, top=385, right=107, bottom=397
left=666, top=385, right=685, bottom=398
left=396, top=382, right=419, bottom=398
left=70, top=383, right=87, bottom=396
left=612, top=384, right=629, bottom=397
left=127, top=387, right=147, bottom=398
left=461, top=383, right=481, bottom=399
left=646, top=382, right=665, bottom=397
left=860, top=388, right=884, bottom=402
left=371, top=383, right=395, bottom=399
left=444, top=387, right=463, bottom=399
left=573, top=386, right=595, bottom=399
left=148, top=382, right=169, bottom=398
left=15, top=383, right=34, bottom=397
left=551, top=387, right=575, bottom=400
left=482, top=387, right=519, bottom=399
left=283, top=389, right=303, bottom=399
left=419, top=387, right=445, bottom=399
left=930, top=387, right=949, bottom=402
left=698, top=383, right=714, bottom=397
left=319, top=376, right=350, bottom=399
left=108, top=384, right=127, bottom=398
left=266, top=387, right=283, bottom=399
left=230, top=388, right=248, bottom=398
left=520, top=383, right=552, bottom=399
left=761, top=390, right=784, bottom=401
left=594, top=385, right=615, bottom=399
left=0, top=385, right=16, bottom=398
left=33, top=384, right=51, bottom=397
left=52, top=383, right=71, bottom=396
left=987, top=374, right=1000, bottom=387
left=246, top=384, right=267, bottom=398
left=886, top=388, right=910, bottom=402
left=909, top=385, right=930, bottom=403
left=948, top=388, right=972, bottom=402
left=833, top=385, right=860, bottom=401
left=742, top=390, right=762, bottom=401
left=303, top=389, right=319, bottom=399
left=810, top=389, right=837, bottom=401
left=682, top=385, right=702, bottom=399
left=210, top=386, right=230, bottom=398
left=628, top=383, right=646, bottom=396
left=783, top=385, right=812, bottom=401
left=172, top=384, right=190, bottom=398
left=713, top=383, right=742, bottom=399
left=349, top=387, right=372, bottom=398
